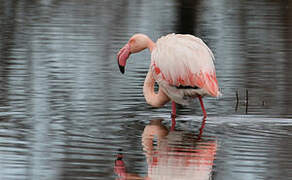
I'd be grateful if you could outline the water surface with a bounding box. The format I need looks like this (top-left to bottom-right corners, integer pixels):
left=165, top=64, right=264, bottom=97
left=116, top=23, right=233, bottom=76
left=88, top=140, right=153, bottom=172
left=1, top=0, right=292, bottom=179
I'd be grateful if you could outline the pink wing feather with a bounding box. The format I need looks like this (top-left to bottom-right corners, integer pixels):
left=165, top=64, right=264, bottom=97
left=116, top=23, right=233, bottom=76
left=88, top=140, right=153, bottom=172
left=151, top=34, right=219, bottom=101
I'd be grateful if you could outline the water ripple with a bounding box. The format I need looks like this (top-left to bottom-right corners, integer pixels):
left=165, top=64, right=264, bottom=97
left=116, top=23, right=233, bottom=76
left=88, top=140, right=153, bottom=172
left=1, top=0, right=292, bottom=180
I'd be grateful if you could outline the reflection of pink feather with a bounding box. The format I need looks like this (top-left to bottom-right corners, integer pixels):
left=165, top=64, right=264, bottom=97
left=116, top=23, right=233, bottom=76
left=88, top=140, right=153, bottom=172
left=148, top=142, right=217, bottom=180
left=142, top=121, right=217, bottom=180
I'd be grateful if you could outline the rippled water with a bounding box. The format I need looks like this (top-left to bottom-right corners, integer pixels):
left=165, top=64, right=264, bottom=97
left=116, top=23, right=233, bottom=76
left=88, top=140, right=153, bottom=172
left=1, top=0, right=292, bottom=179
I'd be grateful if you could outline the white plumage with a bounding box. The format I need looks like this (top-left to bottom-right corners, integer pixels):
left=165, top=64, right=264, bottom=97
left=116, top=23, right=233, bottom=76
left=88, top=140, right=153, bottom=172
left=151, top=34, right=219, bottom=105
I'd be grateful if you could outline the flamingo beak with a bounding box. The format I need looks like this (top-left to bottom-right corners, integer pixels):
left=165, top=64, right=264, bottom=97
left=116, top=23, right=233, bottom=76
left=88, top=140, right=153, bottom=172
left=118, top=64, right=125, bottom=74
left=117, top=43, right=131, bottom=74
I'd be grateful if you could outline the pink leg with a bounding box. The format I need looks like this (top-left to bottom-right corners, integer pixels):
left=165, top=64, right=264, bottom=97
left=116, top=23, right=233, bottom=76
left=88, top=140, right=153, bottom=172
left=171, top=101, right=176, bottom=130
left=171, top=101, right=176, bottom=118
left=198, top=96, right=207, bottom=117
left=171, top=116, right=176, bottom=131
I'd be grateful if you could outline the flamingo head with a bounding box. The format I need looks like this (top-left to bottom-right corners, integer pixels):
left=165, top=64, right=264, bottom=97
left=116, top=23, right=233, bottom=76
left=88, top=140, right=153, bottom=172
left=117, top=43, right=131, bottom=74
left=117, top=34, right=150, bottom=74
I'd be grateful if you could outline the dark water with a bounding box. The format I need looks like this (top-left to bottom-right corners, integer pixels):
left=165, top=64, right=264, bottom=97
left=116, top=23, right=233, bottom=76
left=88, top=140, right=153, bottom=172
left=1, top=0, right=292, bottom=179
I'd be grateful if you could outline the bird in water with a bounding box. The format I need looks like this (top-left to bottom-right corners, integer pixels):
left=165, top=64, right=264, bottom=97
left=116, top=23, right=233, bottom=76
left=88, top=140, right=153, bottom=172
left=117, top=33, right=220, bottom=121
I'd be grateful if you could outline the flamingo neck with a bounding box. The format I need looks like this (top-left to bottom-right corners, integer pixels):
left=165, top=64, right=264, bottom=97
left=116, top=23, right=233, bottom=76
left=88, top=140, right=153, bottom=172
left=138, top=35, right=168, bottom=107
left=143, top=69, right=170, bottom=107
left=129, top=34, right=155, bottom=54
left=147, top=39, right=155, bottom=52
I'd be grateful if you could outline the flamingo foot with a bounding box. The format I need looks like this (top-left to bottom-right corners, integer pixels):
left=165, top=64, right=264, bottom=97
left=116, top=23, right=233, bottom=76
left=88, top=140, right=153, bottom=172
left=171, top=101, right=177, bottom=118
left=171, top=101, right=176, bottom=130
left=171, top=116, right=176, bottom=131
left=198, top=96, right=207, bottom=117
left=171, top=114, right=177, bottom=118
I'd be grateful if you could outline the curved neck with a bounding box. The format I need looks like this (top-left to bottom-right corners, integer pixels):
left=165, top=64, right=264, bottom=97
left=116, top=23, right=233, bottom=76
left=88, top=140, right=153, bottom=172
left=143, top=69, right=170, bottom=107
left=147, top=39, right=155, bottom=52
left=133, top=34, right=168, bottom=107
left=129, top=34, right=156, bottom=54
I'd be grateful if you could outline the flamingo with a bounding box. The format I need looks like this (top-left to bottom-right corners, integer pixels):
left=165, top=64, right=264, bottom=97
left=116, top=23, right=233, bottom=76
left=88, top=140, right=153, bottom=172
left=117, top=33, right=220, bottom=120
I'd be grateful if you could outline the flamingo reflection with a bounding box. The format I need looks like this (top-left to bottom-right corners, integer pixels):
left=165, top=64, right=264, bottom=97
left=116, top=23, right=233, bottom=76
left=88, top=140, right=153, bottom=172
left=115, top=117, right=217, bottom=180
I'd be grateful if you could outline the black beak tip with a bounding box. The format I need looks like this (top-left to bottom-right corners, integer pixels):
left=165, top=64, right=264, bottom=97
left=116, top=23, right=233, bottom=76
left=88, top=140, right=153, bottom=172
left=119, top=65, right=125, bottom=74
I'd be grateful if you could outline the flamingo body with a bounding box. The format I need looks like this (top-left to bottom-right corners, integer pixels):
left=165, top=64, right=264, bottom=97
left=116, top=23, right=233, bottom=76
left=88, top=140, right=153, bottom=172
left=151, top=34, right=219, bottom=105
left=117, top=33, right=220, bottom=117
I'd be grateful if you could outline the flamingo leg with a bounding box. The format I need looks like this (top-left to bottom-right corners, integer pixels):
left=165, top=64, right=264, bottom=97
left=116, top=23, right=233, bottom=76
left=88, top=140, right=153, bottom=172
left=171, top=101, right=176, bottom=118
left=171, top=116, right=176, bottom=131
left=198, top=96, right=207, bottom=117
left=171, top=101, right=176, bottom=130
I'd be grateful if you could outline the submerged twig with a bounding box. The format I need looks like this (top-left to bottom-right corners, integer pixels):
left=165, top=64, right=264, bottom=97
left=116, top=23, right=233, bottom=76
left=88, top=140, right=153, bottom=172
left=245, top=89, right=248, bottom=114
left=235, top=89, right=239, bottom=112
